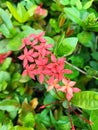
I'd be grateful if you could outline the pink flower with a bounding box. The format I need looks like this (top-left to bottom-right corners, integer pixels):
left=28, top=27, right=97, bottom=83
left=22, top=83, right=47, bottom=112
left=47, top=54, right=71, bottom=84
left=35, top=57, right=50, bottom=83
left=34, top=6, right=47, bottom=17
left=18, top=47, right=38, bottom=67
left=34, top=42, right=52, bottom=57
left=22, top=64, right=37, bottom=79
left=57, top=78, right=81, bottom=101
left=30, top=32, right=46, bottom=43
left=47, top=79, right=60, bottom=91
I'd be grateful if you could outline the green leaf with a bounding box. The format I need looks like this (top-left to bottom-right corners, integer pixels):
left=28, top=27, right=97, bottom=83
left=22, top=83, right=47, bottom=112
left=36, top=109, right=50, bottom=127
left=77, top=31, right=94, bottom=48
left=1, top=58, right=12, bottom=70
left=91, top=52, right=98, bottom=60
left=0, top=8, right=16, bottom=37
left=56, top=37, right=78, bottom=56
left=60, top=0, right=69, bottom=5
left=43, top=93, right=56, bottom=108
left=19, top=75, right=31, bottom=83
left=76, top=0, right=82, bottom=10
left=0, top=71, right=10, bottom=82
left=71, top=91, right=98, bottom=110
left=27, top=5, right=37, bottom=17
left=56, top=116, right=71, bottom=130
left=90, top=110, right=98, bottom=130
left=0, top=8, right=13, bottom=30
left=17, top=3, right=29, bottom=23
left=0, top=39, right=11, bottom=53
left=83, top=0, right=94, bottom=9
left=12, top=126, right=34, bottom=130
left=0, top=99, right=20, bottom=112
left=6, top=2, right=21, bottom=23
left=7, top=2, right=37, bottom=23
left=69, top=55, right=84, bottom=68
left=23, top=112, right=35, bottom=127
left=64, top=7, right=82, bottom=25
left=0, top=24, right=11, bottom=38
left=7, top=28, right=36, bottom=51
left=50, top=110, right=56, bottom=126
left=0, top=81, right=7, bottom=91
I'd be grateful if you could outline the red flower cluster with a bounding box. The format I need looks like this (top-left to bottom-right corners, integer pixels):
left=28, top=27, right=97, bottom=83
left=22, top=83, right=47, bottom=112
left=18, top=32, right=72, bottom=85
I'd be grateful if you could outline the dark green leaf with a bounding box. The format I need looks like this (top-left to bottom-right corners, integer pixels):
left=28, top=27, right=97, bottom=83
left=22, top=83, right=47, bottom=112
left=56, top=116, right=71, bottom=130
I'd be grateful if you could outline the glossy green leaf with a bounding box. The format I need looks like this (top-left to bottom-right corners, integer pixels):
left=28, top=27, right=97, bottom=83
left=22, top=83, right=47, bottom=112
left=91, top=52, right=98, bottom=60
left=77, top=31, right=94, bottom=48
left=0, top=24, right=11, bottom=38
left=90, top=110, right=98, bottom=130
left=50, top=110, right=56, bottom=126
left=0, top=8, right=16, bottom=37
left=7, top=2, right=22, bottom=23
left=0, top=71, right=10, bottom=82
left=23, top=112, right=35, bottom=127
left=76, top=0, right=82, bottom=10
left=7, top=28, right=36, bottom=51
left=0, top=39, right=11, bottom=53
left=27, top=5, right=37, bottom=17
left=36, top=109, right=50, bottom=127
left=71, top=91, right=98, bottom=110
left=83, top=0, right=94, bottom=9
left=0, top=99, right=20, bottom=112
left=0, top=8, right=13, bottom=30
left=1, top=58, right=12, bottom=70
left=60, top=0, right=69, bottom=5
left=7, top=2, right=37, bottom=23
left=0, top=81, right=7, bottom=91
left=64, top=7, right=82, bottom=25
left=35, top=123, right=47, bottom=130
left=12, top=126, right=34, bottom=130
left=56, top=37, right=78, bottom=56
left=57, top=116, right=71, bottom=130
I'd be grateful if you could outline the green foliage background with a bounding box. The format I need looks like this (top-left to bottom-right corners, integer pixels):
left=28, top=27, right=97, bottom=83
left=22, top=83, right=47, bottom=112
left=0, top=0, right=98, bottom=130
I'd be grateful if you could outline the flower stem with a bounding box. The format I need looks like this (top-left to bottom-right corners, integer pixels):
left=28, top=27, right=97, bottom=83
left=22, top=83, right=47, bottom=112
left=65, top=60, right=97, bottom=79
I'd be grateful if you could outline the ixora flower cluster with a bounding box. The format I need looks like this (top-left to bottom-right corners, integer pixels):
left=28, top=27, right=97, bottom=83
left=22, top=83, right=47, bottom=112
left=18, top=32, right=80, bottom=101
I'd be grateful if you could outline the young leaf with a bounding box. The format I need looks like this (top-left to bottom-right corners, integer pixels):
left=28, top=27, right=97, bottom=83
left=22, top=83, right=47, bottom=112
left=6, top=2, right=21, bottom=23
left=56, top=37, right=78, bottom=56
left=83, top=0, right=94, bottom=9
left=71, top=91, right=98, bottom=110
